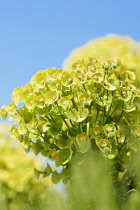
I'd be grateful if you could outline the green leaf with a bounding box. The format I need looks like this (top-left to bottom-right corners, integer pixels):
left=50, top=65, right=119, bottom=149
left=29, top=131, right=40, bottom=140
left=55, top=134, right=67, bottom=147
left=18, top=107, right=33, bottom=123
left=48, top=126, right=60, bottom=137
left=60, top=168, right=69, bottom=180
left=51, top=171, right=61, bottom=184
left=32, top=142, right=42, bottom=155
left=22, top=132, right=30, bottom=149
left=41, top=149, right=49, bottom=157
left=56, top=148, right=72, bottom=167
left=43, top=164, right=53, bottom=177
left=34, top=168, right=42, bottom=179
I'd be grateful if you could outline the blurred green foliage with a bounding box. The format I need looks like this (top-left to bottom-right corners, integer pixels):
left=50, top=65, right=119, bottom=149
left=63, top=35, right=140, bottom=86
left=0, top=124, right=58, bottom=210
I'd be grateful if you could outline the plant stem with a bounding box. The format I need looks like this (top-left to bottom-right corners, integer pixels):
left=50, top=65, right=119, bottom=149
left=93, top=109, right=99, bottom=127
left=115, top=105, right=124, bottom=126
left=55, top=101, right=70, bottom=129
left=86, top=122, right=90, bottom=135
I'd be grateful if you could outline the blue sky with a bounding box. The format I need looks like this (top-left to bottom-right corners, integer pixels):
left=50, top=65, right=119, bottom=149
left=1, top=0, right=140, bottom=108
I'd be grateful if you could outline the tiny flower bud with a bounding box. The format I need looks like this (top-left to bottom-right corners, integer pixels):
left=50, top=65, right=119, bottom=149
left=102, top=62, right=109, bottom=70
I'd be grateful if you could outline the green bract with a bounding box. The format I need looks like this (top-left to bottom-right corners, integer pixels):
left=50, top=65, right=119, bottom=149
left=75, top=132, right=91, bottom=153
left=1, top=57, right=140, bottom=186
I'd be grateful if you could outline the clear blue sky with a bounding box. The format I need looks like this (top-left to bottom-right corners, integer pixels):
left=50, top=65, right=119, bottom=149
left=1, top=0, right=140, bottom=107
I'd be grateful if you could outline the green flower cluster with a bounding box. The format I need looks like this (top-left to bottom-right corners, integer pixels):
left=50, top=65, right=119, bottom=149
left=63, top=35, right=140, bottom=87
left=1, top=57, right=140, bottom=184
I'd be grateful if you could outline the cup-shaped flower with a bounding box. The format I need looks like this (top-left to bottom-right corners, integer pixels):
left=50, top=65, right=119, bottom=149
left=78, top=93, right=92, bottom=108
left=46, top=68, right=62, bottom=80
left=115, top=130, right=125, bottom=144
left=0, top=105, right=7, bottom=120
left=35, top=94, right=46, bottom=108
left=12, top=86, right=24, bottom=105
left=117, top=87, right=132, bottom=101
left=75, top=132, right=91, bottom=153
left=25, top=96, right=36, bottom=109
left=123, top=101, right=136, bottom=112
left=61, top=72, right=74, bottom=87
left=115, top=71, right=128, bottom=81
left=91, top=72, right=103, bottom=83
left=48, top=79, right=62, bottom=90
left=88, top=83, right=103, bottom=96
left=75, top=72, right=87, bottom=84
left=96, top=139, right=112, bottom=154
left=31, top=70, right=47, bottom=88
left=45, top=91, right=59, bottom=104
left=6, top=102, right=17, bottom=115
left=58, top=95, right=73, bottom=110
left=103, top=78, right=120, bottom=90
left=103, top=124, right=116, bottom=139
left=90, top=126, right=103, bottom=140
left=125, top=113, right=139, bottom=127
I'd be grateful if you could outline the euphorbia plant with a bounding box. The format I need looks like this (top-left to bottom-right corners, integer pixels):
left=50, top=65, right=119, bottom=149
left=1, top=57, right=140, bottom=192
